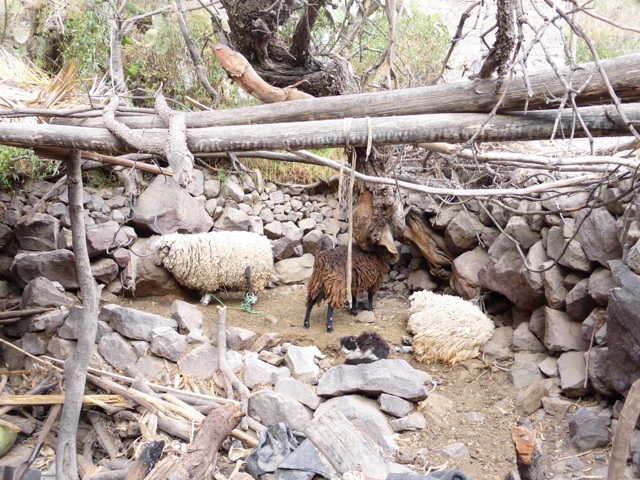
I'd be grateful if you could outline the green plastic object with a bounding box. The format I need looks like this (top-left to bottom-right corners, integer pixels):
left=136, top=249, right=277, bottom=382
left=0, top=425, right=17, bottom=457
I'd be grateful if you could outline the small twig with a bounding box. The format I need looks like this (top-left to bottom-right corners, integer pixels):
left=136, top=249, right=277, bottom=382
left=216, top=306, right=249, bottom=430
left=88, top=411, right=120, bottom=460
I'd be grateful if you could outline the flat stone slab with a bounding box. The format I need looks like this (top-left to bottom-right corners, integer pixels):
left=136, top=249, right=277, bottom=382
left=316, top=359, right=428, bottom=402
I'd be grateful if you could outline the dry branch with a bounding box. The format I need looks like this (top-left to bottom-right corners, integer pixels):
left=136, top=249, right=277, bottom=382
left=55, top=53, right=640, bottom=130
left=3, top=105, right=639, bottom=157
left=144, top=403, right=243, bottom=480
left=0, top=394, right=128, bottom=406
left=608, top=379, right=640, bottom=479
left=213, top=43, right=314, bottom=103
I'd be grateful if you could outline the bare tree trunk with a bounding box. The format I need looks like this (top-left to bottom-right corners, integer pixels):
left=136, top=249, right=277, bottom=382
left=56, top=150, right=101, bottom=480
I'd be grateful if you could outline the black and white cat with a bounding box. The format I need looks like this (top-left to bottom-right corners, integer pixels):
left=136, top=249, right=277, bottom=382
left=340, top=331, right=390, bottom=365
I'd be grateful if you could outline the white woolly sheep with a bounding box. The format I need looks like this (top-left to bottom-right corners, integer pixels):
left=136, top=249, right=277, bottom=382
left=157, top=231, right=273, bottom=305
left=407, top=290, right=495, bottom=365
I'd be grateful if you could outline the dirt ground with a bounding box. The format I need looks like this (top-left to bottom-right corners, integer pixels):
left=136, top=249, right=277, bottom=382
left=117, top=283, right=610, bottom=480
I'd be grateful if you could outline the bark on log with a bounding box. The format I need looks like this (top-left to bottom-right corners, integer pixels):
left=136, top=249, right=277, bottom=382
left=608, top=379, right=640, bottom=479
left=3, top=105, right=640, bottom=155
left=54, top=53, right=640, bottom=130
left=304, top=408, right=389, bottom=480
left=144, top=403, right=243, bottom=480
left=511, top=418, right=545, bottom=480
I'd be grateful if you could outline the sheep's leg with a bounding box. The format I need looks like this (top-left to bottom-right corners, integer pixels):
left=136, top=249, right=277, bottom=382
left=367, top=292, right=374, bottom=311
left=244, top=266, right=253, bottom=296
left=200, top=293, right=211, bottom=306
left=350, top=296, right=358, bottom=316
left=304, top=291, right=323, bottom=329
left=326, top=304, right=335, bottom=333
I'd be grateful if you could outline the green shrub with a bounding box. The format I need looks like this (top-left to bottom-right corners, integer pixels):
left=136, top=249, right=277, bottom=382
left=0, top=146, right=59, bottom=191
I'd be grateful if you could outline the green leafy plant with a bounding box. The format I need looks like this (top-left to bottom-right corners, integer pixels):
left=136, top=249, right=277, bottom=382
left=60, top=1, right=110, bottom=78
left=0, top=146, right=58, bottom=191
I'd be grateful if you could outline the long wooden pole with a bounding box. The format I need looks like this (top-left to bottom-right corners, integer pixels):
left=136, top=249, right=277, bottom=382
left=1, top=105, right=638, bottom=155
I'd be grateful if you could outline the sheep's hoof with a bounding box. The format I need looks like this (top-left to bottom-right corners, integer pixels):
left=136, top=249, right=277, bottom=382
left=350, top=308, right=358, bottom=316
left=200, top=294, right=211, bottom=306
left=326, top=326, right=334, bottom=333
left=303, top=323, right=310, bottom=329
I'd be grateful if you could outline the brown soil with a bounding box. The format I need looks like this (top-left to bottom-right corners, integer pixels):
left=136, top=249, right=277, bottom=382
left=117, top=284, right=608, bottom=480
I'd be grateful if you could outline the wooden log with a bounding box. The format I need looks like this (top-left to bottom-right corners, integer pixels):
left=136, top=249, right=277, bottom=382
left=0, top=308, right=51, bottom=320
left=53, top=53, right=640, bottom=129
left=304, top=408, right=389, bottom=480
left=1, top=105, right=639, bottom=155
left=124, top=440, right=164, bottom=480
left=0, top=394, right=128, bottom=407
left=511, top=418, right=545, bottom=480
left=608, top=379, right=640, bottom=479
left=145, top=403, right=243, bottom=480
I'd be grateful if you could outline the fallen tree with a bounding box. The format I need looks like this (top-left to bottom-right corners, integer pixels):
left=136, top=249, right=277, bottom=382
left=42, top=52, right=640, bottom=130
left=1, top=105, right=639, bottom=156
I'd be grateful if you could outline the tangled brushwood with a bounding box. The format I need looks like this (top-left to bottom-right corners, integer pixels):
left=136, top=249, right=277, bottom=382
left=304, top=245, right=393, bottom=333
left=407, top=290, right=495, bottom=365
left=157, top=231, right=274, bottom=304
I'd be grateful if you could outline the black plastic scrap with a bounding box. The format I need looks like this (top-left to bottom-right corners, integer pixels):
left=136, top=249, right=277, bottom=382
left=245, top=423, right=332, bottom=480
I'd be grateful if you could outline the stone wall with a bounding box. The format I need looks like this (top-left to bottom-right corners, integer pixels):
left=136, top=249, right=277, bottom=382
left=1, top=167, right=639, bottom=401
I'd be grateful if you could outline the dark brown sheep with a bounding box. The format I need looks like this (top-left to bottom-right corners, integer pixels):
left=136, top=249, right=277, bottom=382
left=303, top=245, right=392, bottom=333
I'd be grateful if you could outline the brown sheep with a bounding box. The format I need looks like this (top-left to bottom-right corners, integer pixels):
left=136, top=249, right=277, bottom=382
left=303, top=245, right=392, bottom=333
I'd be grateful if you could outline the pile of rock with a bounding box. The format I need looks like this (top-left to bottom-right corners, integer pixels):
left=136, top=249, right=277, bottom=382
left=4, top=294, right=432, bottom=477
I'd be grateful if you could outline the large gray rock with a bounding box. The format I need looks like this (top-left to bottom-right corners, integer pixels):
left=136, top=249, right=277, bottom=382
left=89, top=258, right=118, bottom=286
left=99, top=332, right=139, bottom=370
left=565, top=278, right=597, bottom=320
left=243, top=356, right=291, bottom=389
left=379, top=394, right=414, bottom=418
left=557, top=351, right=591, bottom=397
left=170, top=300, right=203, bottom=334
left=478, top=234, right=545, bottom=312
left=285, top=345, right=322, bottom=384
left=575, top=208, right=622, bottom=267
left=20, top=277, right=70, bottom=309
left=314, top=395, right=396, bottom=453
left=150, top=327, right=187, bottom=362
left=13, top=213, right=59, bottom=251
left=586, top=347, right=615, bottom=397
left=85, top=220, right=131, bottom=258
left=606, top=263, right=640, bottom=396
left=214, top=206, right=250, bottom=231
left=522, top=241, right=547, bottom=297
left=513, top=322, right=545, bottom=352
left=588, top=267, right=614, bottom=306
left=444, top=211, right=486, bottom=254
left=504, top=215, right=539, bottom=250
left=545, top=226, right=592, bottom=272
left=482, top=326, right=513, bottom=358
left=123, top=236, right=189, bottom=297
left=274, top=254, right=314, bottom=284
left=226, top=327, right=257, bottom=351
left=316, top=359, right=428, bottom=402
left=58, top=306, right=85, bottom=340
left=450, top=248, right=488, bottom=299
left=567, top=408, right=610, bottom=451
left=11, top=250, right=79, bottom=289
left=541, top=262, right=569, bottom=309
left=177, top=343, right=219, bottom=380
left=301, top=230, right=334, bottom=256
left=249, top=389, right=313, bottom=433
left=99, top=304, right=177, bottom=341
left=274, top=377, right=323, bottom=410
left=130, top=176, right=213, bottom=235
left=544, top=308, right=588, bottom=353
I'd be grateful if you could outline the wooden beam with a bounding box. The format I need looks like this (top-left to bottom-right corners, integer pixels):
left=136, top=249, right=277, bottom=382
left=1, top=105, right=638, bottom=155
left=52, top=53, right=640, bottom=129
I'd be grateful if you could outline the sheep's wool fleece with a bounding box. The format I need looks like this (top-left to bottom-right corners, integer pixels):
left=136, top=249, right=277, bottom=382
left=407, top=290, right=495, bottom=365
left=158, top=231, right=273, bottom=294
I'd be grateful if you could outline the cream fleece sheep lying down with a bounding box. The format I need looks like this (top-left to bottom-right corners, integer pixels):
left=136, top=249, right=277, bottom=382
left=407, top=290, right=495, bottom=365
left=158, top=231, right=273, bottom=302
